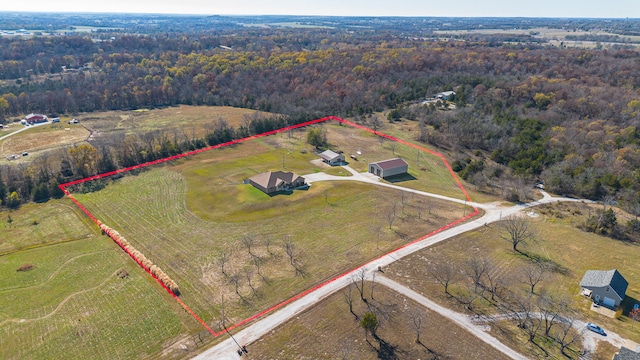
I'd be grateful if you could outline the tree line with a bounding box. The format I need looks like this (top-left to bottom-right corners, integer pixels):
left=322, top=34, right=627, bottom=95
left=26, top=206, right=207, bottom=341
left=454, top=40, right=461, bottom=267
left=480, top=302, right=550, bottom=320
left=0, top=113, right=298, bottom=209
left=1, top=28, right=640, bottom=209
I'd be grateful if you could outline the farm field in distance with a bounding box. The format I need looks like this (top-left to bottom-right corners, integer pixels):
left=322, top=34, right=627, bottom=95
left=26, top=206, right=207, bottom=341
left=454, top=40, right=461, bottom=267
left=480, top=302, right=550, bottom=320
left=0, top=105, right=270, bottom=164
left=79, top=105, right=270, bottom=139
left=70, top=120, right=475, bottom=353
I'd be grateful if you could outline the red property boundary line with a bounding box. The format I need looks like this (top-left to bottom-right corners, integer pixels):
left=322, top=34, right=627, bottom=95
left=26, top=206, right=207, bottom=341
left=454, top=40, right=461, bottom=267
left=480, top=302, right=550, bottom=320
left=60, top=116, right=478, bottom=337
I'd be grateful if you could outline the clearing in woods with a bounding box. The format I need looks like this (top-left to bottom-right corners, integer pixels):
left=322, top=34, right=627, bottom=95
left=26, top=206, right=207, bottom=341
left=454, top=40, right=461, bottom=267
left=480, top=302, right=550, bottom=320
left=0, top=105, right=270, bottom=163
left=71, top=120, right=471, bottom=341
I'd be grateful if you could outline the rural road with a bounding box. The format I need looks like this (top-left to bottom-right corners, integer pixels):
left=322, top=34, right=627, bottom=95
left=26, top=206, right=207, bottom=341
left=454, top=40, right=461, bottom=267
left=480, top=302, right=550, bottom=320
left=193, top=168, right=596, bottom=360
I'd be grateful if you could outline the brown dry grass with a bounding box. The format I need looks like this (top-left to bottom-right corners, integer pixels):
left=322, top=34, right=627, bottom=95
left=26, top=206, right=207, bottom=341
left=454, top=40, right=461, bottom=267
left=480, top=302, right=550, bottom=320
left=0, top=124, right=88, bottom=159
left=80, top=105, right=269, bottom=139
left=247, top=281, right=512, bottom=360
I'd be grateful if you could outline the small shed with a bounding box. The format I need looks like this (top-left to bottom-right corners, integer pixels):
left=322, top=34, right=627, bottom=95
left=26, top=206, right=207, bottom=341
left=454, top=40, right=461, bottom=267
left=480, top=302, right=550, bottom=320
left=579, top=269, right=628, bottom=309
left=318, top=150, right=345, bottom=166
left=369, top=158, right=409, bottom=179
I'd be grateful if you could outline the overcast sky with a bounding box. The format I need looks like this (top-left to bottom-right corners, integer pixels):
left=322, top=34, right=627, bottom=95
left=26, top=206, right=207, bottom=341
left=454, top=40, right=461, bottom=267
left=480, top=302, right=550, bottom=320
left=3, top=0, right=639, bottom=18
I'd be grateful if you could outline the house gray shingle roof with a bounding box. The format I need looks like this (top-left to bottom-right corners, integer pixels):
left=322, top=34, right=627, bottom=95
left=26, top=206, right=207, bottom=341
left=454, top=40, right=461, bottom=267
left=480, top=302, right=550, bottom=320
left=613, top=347, right=640, bottom=360
left=580, top=269, right=629, bottom=298
left=371, top=158, right=408, bottom=170
left=249, top=171, right=302, bottom=190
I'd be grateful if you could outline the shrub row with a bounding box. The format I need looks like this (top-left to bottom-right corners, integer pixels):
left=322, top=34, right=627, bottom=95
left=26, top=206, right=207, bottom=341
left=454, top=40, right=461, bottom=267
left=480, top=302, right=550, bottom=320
left=97, top=220, right=180, bottom=295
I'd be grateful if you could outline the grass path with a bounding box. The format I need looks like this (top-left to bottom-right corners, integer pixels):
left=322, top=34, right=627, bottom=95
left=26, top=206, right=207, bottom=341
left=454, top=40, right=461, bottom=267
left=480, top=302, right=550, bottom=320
left=0, top=269, right=121, bottom=325
left=0, top=249, right=110, bottom=293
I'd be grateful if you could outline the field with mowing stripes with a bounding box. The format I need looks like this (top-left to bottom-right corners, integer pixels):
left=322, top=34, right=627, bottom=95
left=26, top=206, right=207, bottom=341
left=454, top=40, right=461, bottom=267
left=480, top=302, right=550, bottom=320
left=0, top=233, right=190, bottom=359
left=72, top=122, right=470, bottom=332
left=0, top=117, right=478, bottom=359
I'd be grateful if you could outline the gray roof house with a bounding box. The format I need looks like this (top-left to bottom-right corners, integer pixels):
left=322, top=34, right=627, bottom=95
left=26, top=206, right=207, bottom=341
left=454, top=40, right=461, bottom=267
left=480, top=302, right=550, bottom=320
left=613, top=347, right=640, bottom=360
left=249, top=171, right=306, bottom=195
left=436, top=91, right=456, bottom=101
left=318, top=150, right=345, bottom=166
left=579, top=269, right=629, bottom=309
left=369, top=158, right=409, bottom=179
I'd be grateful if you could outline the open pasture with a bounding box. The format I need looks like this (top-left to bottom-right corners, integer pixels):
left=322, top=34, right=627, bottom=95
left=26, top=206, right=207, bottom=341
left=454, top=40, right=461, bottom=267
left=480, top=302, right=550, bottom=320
left=80, top=105, right=270, bottom=139
left=0, top=199, right=98, bottom=255
left=72, top=121, right=471, bottom=331
left=0, top=238, right=190, bottom=360
left=0, top=123, right=88, bottom=161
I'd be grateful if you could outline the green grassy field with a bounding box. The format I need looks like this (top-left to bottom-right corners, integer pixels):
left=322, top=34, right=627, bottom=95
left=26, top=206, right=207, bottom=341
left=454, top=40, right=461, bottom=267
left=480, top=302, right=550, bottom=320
left=0, top=117, right=479, bottom=359
left=0, top=199, right=97, bottom=255
left=0, top=237, right=190, bottom=360
left=353, top=117, right=502, bottom=203
left=72, top=124, right=469, bottom=328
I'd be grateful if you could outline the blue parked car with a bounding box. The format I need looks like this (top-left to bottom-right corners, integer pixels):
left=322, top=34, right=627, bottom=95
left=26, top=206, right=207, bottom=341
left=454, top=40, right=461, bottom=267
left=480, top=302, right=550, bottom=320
left=586, top=322, right=606, bottom=336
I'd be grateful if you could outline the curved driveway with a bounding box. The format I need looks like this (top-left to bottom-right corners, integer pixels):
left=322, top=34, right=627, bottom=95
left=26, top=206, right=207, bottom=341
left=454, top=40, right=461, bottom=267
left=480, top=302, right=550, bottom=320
left=194, top=167, right=598, bottom=360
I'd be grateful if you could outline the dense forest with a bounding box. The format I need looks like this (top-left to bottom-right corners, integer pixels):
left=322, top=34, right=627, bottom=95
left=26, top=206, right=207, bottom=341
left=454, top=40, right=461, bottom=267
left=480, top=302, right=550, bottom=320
left=1, top=14, right=640, bottom=218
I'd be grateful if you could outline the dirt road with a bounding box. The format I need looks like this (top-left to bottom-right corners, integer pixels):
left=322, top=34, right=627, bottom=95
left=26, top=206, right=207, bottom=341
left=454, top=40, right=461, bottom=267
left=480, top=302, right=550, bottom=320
left=193, top=169, right=593, bottom=360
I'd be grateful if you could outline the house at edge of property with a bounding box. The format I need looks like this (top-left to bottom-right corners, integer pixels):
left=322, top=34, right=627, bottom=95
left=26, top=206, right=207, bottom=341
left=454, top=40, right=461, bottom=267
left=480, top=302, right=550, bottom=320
left=579, top=269, right=629, bottom=309
left=369, top=158, right=409, bottom=179
left=249, top=171, right=306, bottom=195
left=318, top=150, right=345, bottom=166
left=24, top=113, right=47, bottom=124
left=613, top=347, right=640, bottom=360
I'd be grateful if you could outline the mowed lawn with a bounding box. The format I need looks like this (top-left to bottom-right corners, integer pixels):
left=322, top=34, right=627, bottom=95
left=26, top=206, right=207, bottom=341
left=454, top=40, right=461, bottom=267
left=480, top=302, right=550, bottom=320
left=323, top=122, right=469, bottom=200
left=0, top=199, right=97, bottom=255
left=72, top=124, right=471, bottom=330
left=249, top=281, right=511, bottom=360
left=0, top=228, right=190, bottom=360
left=385, top=201, right=640, bottom=358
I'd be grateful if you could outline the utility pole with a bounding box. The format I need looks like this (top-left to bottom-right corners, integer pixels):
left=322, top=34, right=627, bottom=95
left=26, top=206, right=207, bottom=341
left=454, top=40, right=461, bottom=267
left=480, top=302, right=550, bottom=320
left=220, top=295, right=245, bottom=355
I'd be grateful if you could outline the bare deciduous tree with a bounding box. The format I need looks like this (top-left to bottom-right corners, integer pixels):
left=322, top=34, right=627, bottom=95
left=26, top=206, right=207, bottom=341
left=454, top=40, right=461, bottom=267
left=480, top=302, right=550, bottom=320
left=457, top=283, right=480, bottom=311
left=521, top=263, right=547, bottom=295
left=284, top=239, right=304, bottom=276
left=538, top=292, right=569, bottom=336
left=241, top=235, right=255, bottom=257
left=244, top=266, right=258, bottom=298
left=386, top=202, right=397, bottom=230
left=483, top=260, right=503, bottom=301
left=554, top=316, right=582, bottom=356
left=465, top=257, right=489, bottom=294
left=430, top=261, right=459, bottom=295
left=352, top=267, right=368, bottom=302
left=410, top=309, right=425, bottom=344
left=500, top=215, right=536, bottom=252
left=217, top=251, right=229, bottom=277
left=343, top=283, right=358, bottom=319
